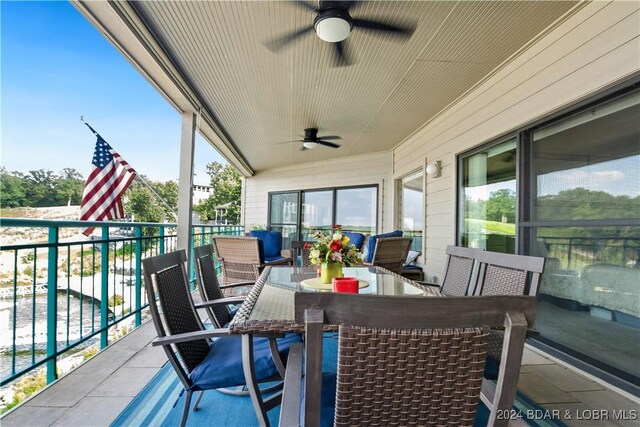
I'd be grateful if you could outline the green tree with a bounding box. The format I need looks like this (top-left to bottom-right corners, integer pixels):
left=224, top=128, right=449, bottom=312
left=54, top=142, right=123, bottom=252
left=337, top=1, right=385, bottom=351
left=0, top=168, right=27, bottom=208
left=485, top=189, right=516, bottom=223
left=53, top=168, right=84, bottom=206
left=199, top=162, right=242, bottom=224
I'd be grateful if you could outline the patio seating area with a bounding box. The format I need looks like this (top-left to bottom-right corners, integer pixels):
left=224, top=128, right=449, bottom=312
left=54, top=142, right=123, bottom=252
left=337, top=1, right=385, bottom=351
left=2, top=303, right=637, bottom=426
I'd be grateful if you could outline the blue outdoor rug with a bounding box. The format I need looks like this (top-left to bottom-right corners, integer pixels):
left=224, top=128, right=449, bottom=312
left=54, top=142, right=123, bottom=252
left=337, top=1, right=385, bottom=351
left=113, top=335, right=565, bottom=426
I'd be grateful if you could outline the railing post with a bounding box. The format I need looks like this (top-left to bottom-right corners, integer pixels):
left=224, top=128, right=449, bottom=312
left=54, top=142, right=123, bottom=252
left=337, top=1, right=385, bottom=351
left=134, top=227, right=142, bottom=327
left=159, top=226, right=165, bottom=255
left=46, top=226, right=59, bottom=384
left=100, top=226, right=109, bottom=349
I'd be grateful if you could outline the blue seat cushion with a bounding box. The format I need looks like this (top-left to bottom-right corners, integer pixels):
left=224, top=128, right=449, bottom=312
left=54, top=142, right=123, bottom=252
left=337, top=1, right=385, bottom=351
left=264, top=255, right=287, bottom=263
left=364, top=230, right=403, bottom=263
left=189, top=333, right=302, bottom=391
left=484, top=356, right=499, bottom=380
left=249, top=230, right=283, bottom=259
left=342, top=232, right=365, bottom=251
left=402, top=264, right=422, bottom=271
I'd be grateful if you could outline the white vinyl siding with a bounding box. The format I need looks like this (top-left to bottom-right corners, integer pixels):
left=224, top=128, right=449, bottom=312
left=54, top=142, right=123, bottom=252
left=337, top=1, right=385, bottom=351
left=243, top=151, right=392, bottom=233
left=392, top=1, right=640, bottom=282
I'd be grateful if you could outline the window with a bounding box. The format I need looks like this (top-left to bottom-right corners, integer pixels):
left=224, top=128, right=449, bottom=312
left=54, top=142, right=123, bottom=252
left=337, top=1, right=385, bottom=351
left=269, top=185, right=378, bottom=245
left=399, top=171, right=424, bottom=252
left=336, top=187, right=377, bottom=235
left=459, top=138, right=517, bottom=254
left=524, top=91, right=640, bottom=384
left=457, top=87, right=640, bottom=389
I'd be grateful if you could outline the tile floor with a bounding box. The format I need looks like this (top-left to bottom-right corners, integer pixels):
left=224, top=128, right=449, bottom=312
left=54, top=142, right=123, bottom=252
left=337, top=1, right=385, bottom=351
left=1, top=319, right=638, bottom=426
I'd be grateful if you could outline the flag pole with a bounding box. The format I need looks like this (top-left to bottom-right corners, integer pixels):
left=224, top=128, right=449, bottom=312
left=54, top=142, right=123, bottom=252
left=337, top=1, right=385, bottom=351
left=80, top=116, right=179, bottom=220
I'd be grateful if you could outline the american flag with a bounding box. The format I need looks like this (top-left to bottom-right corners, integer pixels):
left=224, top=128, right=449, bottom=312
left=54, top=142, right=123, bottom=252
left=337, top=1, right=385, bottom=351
left=80, top=136, right=137, bottom=236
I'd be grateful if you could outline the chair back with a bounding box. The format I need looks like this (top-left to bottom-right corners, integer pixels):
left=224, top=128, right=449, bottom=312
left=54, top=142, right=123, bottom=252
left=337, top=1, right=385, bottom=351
left=142, top=250, right=209, bottom=387
left=370, top=237, right=412, bottom=274
left=473, top=251, right=546, bottom=297
left=290, top=293, right=537, bottom=427
left=212, top=236, right=262, bottom=284
left=439, top=245, right=482, bottom=296
left=193, top=244, right=233, bottom=327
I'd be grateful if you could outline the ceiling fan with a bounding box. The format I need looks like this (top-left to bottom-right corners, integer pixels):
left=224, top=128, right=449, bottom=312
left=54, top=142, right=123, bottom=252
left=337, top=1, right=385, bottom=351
left=266, top=1, right=416, bottom=66
left=286, top=128, right=341, bottom=150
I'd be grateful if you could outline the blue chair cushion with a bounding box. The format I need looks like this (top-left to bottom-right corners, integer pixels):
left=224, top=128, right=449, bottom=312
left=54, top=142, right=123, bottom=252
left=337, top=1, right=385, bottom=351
left=402, top=264, right=422, bottom=271
left=249, top=230, right=283, bottom=259
left=189, top=332, right=302, bottom=391
left=484, top=356, right=499, bottom=380
left=264, top=255, right=287, bottom=263
left=364, top=230, right=403, bottom=263
left=342, top=232, right=365, bottom=251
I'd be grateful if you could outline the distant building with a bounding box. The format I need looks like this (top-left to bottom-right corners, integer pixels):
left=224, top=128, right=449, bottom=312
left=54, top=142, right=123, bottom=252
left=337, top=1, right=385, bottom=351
left=192, top=184, right=212, bottom=205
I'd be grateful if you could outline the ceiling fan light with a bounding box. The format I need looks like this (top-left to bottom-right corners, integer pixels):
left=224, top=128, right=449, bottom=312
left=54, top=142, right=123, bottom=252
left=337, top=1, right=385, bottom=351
left=315, top=16, right=351, bottom=43
left=303, top=141, right=318, bottom=149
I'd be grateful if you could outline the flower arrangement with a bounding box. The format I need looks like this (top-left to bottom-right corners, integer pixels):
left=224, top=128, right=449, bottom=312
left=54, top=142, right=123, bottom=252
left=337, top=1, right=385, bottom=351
left=305, top=225, right=363, bottom=266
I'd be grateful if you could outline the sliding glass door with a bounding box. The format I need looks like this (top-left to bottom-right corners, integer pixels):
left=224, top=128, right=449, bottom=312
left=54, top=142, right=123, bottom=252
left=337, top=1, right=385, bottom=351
left=269, top=185, right=378, bottom=244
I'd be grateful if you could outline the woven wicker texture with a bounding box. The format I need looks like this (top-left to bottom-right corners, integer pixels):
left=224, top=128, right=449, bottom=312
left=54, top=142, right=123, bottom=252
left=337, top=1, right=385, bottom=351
left=480, top=265, right=527, bottom=361
left=334, top=325, right=489, bottom=426
left=213, top=237, right=261, bottom=284
left=371, top=237, right=412, bottom=274
left=196, top=251, right=233, bottom=327
left=441, top=255, right=475, bottom=296
left=480, top=265, right=527, bottom=296
left=300, top=247, right=312, bottom=266
left=155, top=265, right=210, bottom=373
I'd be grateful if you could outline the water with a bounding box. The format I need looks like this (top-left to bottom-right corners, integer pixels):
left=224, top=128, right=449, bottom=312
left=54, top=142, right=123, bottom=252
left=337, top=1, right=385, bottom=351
left=0, top=293, right=102, bottom=380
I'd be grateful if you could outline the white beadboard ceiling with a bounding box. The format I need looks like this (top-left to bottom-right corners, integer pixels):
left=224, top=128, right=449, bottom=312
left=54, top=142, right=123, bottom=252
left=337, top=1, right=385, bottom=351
left=125, top=0, right=581, bottom=173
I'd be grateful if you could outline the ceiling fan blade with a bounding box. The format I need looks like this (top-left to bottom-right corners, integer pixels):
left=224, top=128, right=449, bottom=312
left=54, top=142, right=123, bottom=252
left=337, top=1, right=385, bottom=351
left=264, top=25, right=314, bottom=52
left=317, top=140, right=341, bottom=148
left=334, top=41, right=351, bottom=67
left=318, top=135, right=341, bottom=140
left=352, top=18, right=416, bottom=37
left=293, top=0, right=318, bottom=12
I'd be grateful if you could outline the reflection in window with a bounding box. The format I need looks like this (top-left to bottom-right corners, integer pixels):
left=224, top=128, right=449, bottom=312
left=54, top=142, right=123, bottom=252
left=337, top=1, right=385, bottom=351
left=531, top=91, right=640, bottom=383
left=459, top=138, right=517, bottom=254
left=302, top=191, right=333, bottom=238
left=400, top=171, right=423, bottom=252
left=336, top=187, right=377, bottom=235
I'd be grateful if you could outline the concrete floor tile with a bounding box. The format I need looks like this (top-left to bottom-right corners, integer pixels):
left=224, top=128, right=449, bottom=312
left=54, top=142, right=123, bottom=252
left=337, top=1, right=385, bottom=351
left=88, top=367, right=159, bottom=397
left=24, top=374, right=107, bottom=408
left=527, top=365, right=604, bottom=392
left=517, top=372, right=581, bottom=404
left=122, top=344, right=167, bottom=368
left=1, top=406, right=67, bottom=426
left=569, top=390, right=640, bottom=427
left=51, top=397, right=132, bottom=427
left=522, top=347, right=555, bottom=365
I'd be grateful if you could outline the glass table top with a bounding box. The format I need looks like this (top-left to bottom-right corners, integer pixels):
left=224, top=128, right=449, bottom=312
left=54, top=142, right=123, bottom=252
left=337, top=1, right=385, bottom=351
left=265, top=266, right=426, bottom=296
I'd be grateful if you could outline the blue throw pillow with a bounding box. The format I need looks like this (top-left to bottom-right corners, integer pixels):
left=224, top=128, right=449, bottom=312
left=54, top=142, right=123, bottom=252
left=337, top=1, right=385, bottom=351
left=342, top=232, right=365, bottom=251
left=249, top=230, right=282, bottom=258
left=365, top=230, right=403, bottom=263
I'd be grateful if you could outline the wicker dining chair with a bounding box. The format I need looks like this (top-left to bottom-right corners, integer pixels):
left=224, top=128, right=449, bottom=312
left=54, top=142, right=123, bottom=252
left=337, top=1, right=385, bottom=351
left=193, top=244, right=250, bottom=328
left=472, top=250, right=545, bottom=376
left=142, top=250, right=301, bottom=427
left=420, top=245, right=482, bottom=296
left=368, top=236, right=412, bottom=274
left=213, top=236, right=292, bottom=285
left=280, top=292, right=537, bottom=427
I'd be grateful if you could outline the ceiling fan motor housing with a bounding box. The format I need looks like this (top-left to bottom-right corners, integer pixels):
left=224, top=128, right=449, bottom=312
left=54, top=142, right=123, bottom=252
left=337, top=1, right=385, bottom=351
left=314, top=8, right=353, bottom=43
left=303, top=128, right=319, bottom=141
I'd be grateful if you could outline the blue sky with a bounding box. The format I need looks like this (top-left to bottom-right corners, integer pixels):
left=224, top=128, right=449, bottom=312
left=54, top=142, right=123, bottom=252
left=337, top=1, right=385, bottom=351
left=1, top=1, right=224, bottom=185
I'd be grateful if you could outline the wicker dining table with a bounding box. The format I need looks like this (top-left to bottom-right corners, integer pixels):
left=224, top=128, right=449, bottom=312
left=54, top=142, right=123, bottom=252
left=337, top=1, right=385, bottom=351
left=228, top=265, right=442, bottom=426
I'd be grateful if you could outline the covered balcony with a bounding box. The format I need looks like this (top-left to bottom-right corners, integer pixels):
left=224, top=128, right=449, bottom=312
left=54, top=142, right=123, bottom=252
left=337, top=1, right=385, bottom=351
left=2, top=0, right=639, bottom=425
